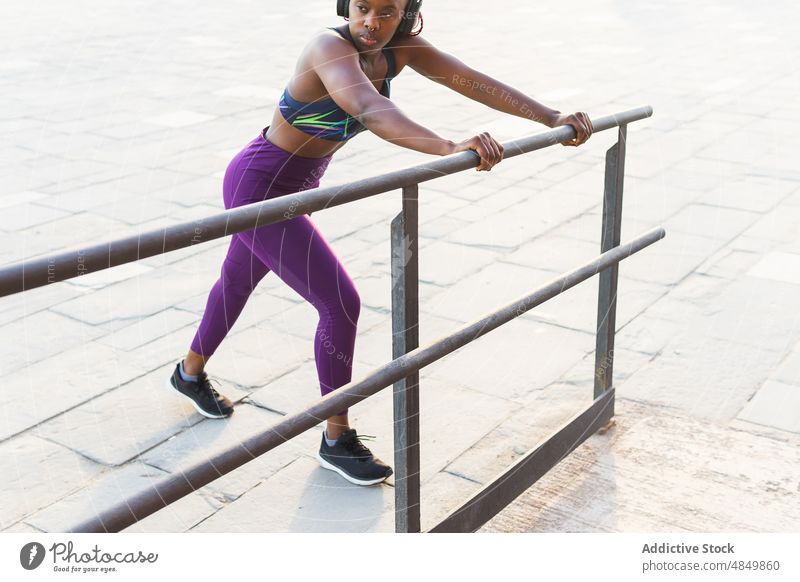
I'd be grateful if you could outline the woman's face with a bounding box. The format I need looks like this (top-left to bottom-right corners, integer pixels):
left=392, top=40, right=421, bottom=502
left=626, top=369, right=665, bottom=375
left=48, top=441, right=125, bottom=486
left=348, top=0, right=406, bottom=49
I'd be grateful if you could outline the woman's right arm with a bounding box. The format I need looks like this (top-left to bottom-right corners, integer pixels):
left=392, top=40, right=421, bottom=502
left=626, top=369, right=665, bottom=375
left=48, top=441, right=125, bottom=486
left=310, top=34, right=503, bottom=170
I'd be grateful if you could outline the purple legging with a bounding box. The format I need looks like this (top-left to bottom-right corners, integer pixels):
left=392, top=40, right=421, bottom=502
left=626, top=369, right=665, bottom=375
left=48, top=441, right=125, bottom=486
left=190, top=127, right=357, bottom=416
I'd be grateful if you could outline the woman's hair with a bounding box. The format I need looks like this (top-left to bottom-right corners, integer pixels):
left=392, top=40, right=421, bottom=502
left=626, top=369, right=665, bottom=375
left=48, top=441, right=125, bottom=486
left=400, top=10, right=423, bottom=37
left=387, top=1, right=423, bottom=39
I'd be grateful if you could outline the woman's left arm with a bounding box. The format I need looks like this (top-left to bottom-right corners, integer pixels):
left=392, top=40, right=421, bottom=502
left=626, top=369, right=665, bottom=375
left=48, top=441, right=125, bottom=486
left=406, top=36, right=593, bottom=145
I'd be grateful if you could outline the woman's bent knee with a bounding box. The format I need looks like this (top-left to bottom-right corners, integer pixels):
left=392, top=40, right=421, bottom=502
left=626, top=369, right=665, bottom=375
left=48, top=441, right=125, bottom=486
left=321, top=284, right=360, bottom=324
left=341, top=285, right=361, bottom=322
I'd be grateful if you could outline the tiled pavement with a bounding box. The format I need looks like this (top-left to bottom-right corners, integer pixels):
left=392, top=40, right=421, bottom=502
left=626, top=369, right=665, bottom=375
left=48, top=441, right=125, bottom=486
left=1, top=0, right=798, bottom=533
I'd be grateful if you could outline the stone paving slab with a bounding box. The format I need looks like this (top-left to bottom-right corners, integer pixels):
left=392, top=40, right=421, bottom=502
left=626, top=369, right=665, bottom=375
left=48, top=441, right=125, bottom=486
left=627, top=269, right=799, bottom=356
left=480, top=399, right=800, bottom=533
left=33, top=365, right=249, bottom=466
left=547, top=348, right=657, bottom=397
left=47, top=275, right=195, bottom=330
left=417, top=256, right=665, bottom=338
left=695, top=246, right=765, bottom=281
left=695, top=177, right=795, bottom=214
left=169, top=282, right=301, bottom=339
left=52, top=258, right=264, bottom=333
left=120, top=489, right=224, bottom=534
left=62, top=262, right=155, bottom=292
left=94, top=308, right=199, bottom=352
left=616, top=229, right=726, bottom=286
left=741, top=204, right=800, bottom=243
left=1, top=202, right=72, bottom=231
left=446, top=191, right=590, bottom=249
left=189, top=456, right=394, bottom=533
left=737, top=380, right=800, bottom=434
left=2, top=521, right=42, bottom=534
left=138, top=402, right=318, bottom=502
left=208, top=325, right=317, bottom=389
left=347, top=310, right=480, bottom=372
left=617, top=331, right=788, bottom=424
left=420, top=317, right=595, bottom=404
left=355, top=272, right=445, bottom=313
left=2, top=0, right=799, bottom=534
left=247, top=364, right=327, bottom=417
left=35, top=181, right=147, bottom=215
left=691, top=276, right=799, bottom=354
left=420, top=261, right=556, bottom=324
left=121, top=321, right=208, bottom=376
left=746, top=251, right=800, bottom=285
left=15, top=207, right=224, bottom=267
left=145, top=174, right=230, bottom=209
left=443, top=383, right=593, bottom=485
left=343, top=375, right=520, bottom=485
left=0, top=432, right=105, bottom=530
left=418, top=470, right=489, bottom=531
left=0, top=309, right=109, bottom=376
left=23, top=462, right=172, bottom=533
left=1, top=340, right=162, bottom=442
left=640, top=272, right=730, bottom=323
left=624, top=183, right=702, bottom=225
left=0, top=278, right=85, bottom=327
left=664, top=203, right=761, bottom=242
left=527, top=275, right=666, bottom=335
left=502, top=234, right=603, bottom=275
left=92, top=195, right=189, bottom=227
left=771, top=345, right=800, bottom=386
left=614, top=310, right=686, bottom=356
left=417, top=240, right=503, bottom=287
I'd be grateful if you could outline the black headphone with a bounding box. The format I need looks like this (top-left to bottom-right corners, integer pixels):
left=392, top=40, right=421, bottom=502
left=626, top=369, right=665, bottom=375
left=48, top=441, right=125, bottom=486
left=336, top=0, right=423, bottom=35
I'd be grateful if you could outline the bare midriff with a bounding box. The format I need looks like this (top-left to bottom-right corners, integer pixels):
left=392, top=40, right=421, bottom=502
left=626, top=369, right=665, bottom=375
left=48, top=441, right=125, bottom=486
left=265, top=107, right=348, bottom=159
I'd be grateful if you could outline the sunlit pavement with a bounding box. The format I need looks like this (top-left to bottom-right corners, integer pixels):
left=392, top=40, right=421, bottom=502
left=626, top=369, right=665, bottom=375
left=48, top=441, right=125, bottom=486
left=1, top=0, right=798, bottom=533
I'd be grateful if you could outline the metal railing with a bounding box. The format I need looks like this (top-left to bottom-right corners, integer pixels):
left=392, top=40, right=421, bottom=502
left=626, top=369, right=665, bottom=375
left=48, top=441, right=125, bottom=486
left=0, top=105, right=661, bottom=533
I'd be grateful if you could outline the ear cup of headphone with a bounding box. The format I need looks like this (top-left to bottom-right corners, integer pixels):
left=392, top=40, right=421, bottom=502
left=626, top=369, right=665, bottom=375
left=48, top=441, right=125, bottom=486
left=336, top=0, right=348, bottom=17
left=398, top=0, right=423, bottom=35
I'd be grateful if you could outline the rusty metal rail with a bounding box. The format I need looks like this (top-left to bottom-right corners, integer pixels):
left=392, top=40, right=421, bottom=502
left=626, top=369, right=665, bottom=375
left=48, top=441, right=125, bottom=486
left=0, top=105, right=658, bottom=533
left=67, top=226, right=663, bottom=533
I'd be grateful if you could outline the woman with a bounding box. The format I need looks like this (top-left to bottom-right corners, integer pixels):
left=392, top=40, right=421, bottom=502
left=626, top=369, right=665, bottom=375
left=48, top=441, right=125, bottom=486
left=167, top=0, right=594, bottom=487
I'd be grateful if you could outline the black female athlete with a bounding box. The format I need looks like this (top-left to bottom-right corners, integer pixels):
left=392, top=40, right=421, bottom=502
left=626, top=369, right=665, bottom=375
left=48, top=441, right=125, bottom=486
left=167, top=0, right=594, bottom=486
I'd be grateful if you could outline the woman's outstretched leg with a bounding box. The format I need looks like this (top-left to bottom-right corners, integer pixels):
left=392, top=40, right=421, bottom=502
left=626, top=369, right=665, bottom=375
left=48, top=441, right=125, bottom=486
left=188, top=233, right=271, bottom=363
left=167, top=232, right=270, bottom=418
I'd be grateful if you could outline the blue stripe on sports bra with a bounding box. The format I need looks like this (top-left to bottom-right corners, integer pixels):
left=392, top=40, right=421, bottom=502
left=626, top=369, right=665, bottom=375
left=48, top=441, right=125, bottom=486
left=278, top=27, right=396, bottom=142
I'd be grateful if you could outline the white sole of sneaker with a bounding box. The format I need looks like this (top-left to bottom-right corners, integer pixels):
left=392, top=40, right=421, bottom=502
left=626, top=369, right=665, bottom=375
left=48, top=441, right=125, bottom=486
left=315, top=451, right=390, bottom=486
left=165, top=377, right=230, bottom=420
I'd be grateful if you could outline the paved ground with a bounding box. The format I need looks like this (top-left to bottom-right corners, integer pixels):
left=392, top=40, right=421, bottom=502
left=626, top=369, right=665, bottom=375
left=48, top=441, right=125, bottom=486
left=1, top=0, right=798, bottom=533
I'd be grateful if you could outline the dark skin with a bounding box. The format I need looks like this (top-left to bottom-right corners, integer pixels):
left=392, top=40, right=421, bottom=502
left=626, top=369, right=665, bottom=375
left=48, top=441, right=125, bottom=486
left=186, top=0, right=594, bottom=437
left=265, top=0, right=593, bottom=163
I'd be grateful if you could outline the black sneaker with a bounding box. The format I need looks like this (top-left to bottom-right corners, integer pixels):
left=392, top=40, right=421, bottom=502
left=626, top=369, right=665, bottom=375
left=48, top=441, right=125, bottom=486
left=316, top=428, right=393, bottom=486
left=166, top=362, right=234, bottom=419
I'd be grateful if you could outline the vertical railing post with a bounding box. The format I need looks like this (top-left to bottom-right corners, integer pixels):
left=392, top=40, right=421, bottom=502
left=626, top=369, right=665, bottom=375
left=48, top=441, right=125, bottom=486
left=390, top=184, right=421, bottom=533
left=594, top=124, right=627, bottom=401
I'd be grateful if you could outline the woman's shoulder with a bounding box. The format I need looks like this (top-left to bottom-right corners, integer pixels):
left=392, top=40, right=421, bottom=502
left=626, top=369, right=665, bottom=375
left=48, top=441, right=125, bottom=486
left=285, top=28, right=357, bottom=103
left=387, top=31, right=429, bottom=49
left=293, top=27, right=360, bottom=77
left=386, top=33, right=428, bottom=74
left=307, top=25, right=356, bottom=51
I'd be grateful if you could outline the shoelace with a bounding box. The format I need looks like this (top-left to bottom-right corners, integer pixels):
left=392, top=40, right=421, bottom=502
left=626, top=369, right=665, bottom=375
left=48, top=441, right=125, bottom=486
left=194, top=371, right=221, bottom=398
left=340, top=431, right=376, bottom=458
